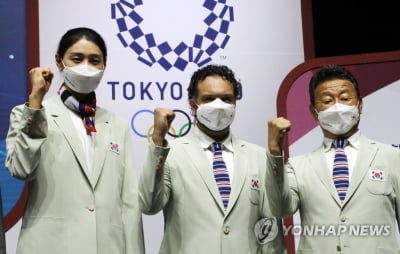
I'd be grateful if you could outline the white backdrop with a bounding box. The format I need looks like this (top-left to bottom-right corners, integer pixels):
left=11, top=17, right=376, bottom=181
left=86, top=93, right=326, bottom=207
left=6, top=1, right=304, bottom=253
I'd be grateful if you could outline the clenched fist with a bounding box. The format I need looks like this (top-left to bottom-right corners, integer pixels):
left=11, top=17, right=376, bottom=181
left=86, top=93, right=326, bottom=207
left=267, top=117, right=291, bottom=156
left=28, top=67, right=54, bottom=109
left=152, top=107, right=175, bottom=146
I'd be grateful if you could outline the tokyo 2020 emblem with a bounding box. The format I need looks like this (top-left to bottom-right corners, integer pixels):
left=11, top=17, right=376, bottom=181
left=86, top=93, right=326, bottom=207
left=111, top=0, right=234, bottom=71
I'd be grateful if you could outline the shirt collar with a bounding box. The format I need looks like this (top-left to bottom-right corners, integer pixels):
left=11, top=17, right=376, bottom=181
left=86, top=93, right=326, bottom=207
left=192, top=124, right=233, bottom=152
left=323, top=130, right=361, bottom=152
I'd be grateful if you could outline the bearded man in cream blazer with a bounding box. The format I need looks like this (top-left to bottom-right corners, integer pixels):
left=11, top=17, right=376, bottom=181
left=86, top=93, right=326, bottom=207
left=140, top=64, right=286, bottom=254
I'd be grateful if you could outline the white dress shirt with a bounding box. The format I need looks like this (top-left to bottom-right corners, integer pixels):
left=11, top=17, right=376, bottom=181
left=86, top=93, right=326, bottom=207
left=68, top=110, right=95, bottom=176
left=192, top=125, right=234, bottom=181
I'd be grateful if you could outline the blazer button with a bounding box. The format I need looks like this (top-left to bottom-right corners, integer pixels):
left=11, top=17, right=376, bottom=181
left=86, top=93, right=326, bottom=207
left=339, top=216, right=346, bottom=222
left=88, top=206, right=95, bottom=212
left=336, top=245, right=341, bottom=252
left=223, top=226, right=230, bottom=235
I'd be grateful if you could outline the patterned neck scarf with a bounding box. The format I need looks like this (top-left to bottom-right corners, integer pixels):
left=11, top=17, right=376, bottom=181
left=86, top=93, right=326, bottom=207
left=58, top=84, right=97, bottom=132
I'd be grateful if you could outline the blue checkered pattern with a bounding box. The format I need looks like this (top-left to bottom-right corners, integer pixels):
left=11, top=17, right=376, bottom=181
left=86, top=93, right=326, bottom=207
left=111, top=0, right=234, bottom=71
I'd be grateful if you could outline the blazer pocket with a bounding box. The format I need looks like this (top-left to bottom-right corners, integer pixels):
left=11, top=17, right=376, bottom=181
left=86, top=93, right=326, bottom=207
left=376, top=247, right=400, bottom=254
left=250, top=188, right=260, bottom=205
left=296, top=250, right=314, bottom=254
left=366, top=170, right=392, bottom=195
left=249, top=175, right=261, bottom=205
left=20, top=216, right=65, bottom=252
left=109, top=223, right=124, bottom=251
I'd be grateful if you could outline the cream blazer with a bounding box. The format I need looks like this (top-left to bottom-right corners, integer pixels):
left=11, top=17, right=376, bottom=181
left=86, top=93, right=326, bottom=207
left=140, top=131, right=287, bottom=254
left=6, top=95, right=144, bottom=254
left=267, top=135, right=400, bottom=254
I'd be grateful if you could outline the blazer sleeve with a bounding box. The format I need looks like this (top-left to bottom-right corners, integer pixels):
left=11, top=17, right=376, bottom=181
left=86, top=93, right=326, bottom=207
left=5, top=104, right=48, bottom=180
left=139, top=141, right=171, bottom=214
left=266, top=152, right=300, bottom=218
left=390, top=147, right=400, bottom=231
left=121, top=125, right=145, bottom=254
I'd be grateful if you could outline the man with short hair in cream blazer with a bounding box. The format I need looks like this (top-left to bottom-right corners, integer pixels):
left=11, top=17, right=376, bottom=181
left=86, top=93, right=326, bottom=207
left=267, top=65, right=400, bottom=254
left=140, top=64, right=286, bottom=254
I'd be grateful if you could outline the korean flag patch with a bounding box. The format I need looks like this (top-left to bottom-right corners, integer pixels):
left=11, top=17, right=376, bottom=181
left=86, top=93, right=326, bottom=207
left=251, top=178, right=260, bottom=190
left=109, top=142, right=120, bottom=154
left=369, top=169, right=384, bottom=181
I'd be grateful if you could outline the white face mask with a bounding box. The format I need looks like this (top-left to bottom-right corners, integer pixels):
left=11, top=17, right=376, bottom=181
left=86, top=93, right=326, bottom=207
left=316, top=103, right=360, bottom=135
left=61, top=62, right=104, bottom=94
left=196, top=98, right=235, bottom=131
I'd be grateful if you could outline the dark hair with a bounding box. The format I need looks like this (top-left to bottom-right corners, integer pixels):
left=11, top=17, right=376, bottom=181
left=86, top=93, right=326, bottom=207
left=187, top=64, right=239, bottom=100
left=309, top=65, right=360, bottom=106
left=57, top=27, right=107, bottom=63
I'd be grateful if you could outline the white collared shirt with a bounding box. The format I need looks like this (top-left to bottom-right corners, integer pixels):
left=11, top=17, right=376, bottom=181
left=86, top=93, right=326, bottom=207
left=193, top=125, right=234, bottom=181
left=323, top=130, right=360, bottom=182
left=68, top=110, right=95, bottom=176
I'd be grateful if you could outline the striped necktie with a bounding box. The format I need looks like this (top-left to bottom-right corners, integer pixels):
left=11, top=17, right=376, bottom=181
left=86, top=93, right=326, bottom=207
left=332, top=138, right=349, bottom=203
left=211, top=142, right=231, bottom=210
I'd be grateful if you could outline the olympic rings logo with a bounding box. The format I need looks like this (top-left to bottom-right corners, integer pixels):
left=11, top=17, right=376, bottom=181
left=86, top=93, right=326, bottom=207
left=131, top=109, right=194, bottom=141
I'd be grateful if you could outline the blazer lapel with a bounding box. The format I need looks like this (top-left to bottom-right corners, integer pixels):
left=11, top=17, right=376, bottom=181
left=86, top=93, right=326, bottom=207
left=90, top=109, right=111, bottom=188
left=343, top=136, right=377, bottom=205
left=308, top=147, right=342, bottom=205
left=46, top=96, right=92, bottom=183
left=183, top=133, right=226, bottom=212
left=225, top=137, right=246, bottom=215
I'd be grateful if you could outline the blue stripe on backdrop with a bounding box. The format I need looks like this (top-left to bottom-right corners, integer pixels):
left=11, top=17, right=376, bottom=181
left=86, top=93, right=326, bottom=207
left=0, top=0, right=28, bottom=217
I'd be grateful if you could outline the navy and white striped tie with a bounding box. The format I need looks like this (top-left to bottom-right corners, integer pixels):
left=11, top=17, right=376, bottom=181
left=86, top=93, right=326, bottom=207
left=332, top=138, right=349, bottom=203
left=211, top=142, right=231, bottom=210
